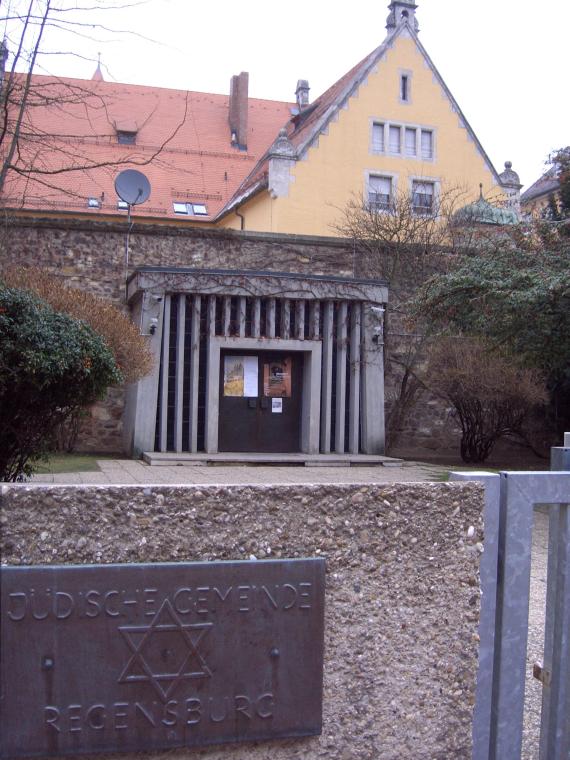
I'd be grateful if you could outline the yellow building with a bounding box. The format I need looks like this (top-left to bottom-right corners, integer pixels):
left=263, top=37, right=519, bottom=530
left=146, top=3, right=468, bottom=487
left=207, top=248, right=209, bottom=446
left=218, top=0, right=518, bottom=234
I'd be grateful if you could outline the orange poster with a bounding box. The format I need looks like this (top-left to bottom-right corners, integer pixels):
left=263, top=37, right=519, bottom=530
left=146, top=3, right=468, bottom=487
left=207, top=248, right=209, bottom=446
left=263, top=358, right=292, bottom=397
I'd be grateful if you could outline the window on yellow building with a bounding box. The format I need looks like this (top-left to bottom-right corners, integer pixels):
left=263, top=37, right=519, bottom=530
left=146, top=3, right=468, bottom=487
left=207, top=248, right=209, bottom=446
left=368, top=176, right=392, bottom=211
left=421, top=130, right=434, bottom=160
left=372, top=121, right=434, bottom=161
left=389, top=126, right=401, bottom=154
left=401, top=75, right=409, bottom=102
left=405, top=128, right=416, bottom=157
left=372, top=123, right=385, bottom=152
left=412, top=180, right=435, bottom=215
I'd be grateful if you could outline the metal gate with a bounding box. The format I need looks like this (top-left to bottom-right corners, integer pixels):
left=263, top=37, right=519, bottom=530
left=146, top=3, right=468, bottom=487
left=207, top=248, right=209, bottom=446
left=451, top=436, right=570, bottom=760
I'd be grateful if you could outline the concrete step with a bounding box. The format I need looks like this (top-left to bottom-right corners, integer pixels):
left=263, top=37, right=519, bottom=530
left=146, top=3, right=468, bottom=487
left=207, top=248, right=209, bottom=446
left=142, top=452, right=403, bottom=468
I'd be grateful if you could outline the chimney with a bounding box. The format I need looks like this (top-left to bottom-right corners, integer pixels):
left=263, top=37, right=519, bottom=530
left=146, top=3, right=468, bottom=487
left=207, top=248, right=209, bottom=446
left=228, top=71, right=249, bottom=150
left=295, top=79, right=310, bottom=110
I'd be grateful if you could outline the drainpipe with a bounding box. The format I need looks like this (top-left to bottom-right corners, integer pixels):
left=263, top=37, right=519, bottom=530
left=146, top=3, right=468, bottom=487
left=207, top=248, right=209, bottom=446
left=235, top=207, right=245, bottom=230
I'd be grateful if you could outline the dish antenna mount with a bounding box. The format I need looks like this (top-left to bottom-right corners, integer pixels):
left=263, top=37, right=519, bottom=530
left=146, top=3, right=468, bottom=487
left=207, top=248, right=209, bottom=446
left=115, top=170, right=151, bottom=302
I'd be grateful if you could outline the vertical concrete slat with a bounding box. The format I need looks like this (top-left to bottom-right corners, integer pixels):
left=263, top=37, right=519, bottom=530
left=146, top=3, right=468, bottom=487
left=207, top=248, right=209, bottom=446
left=238, top=296, right=246, bottom=337
left=208, top=295, right=216, bottom=337
left=267, top=298, right=276, bottom=338
left=252, top=298, right=261, bottom=338
left=334, top=301, right=348, bottom=453
left=127, top=292, right=166, bottom=457
left=310, top=301, right=321, bottom=340
left=348, top=304, right=361, bottom=454
left=223, top=296, right=231, bottom=337
left=320, top=300, right=334, bottom=453
left=159, top=294, right=171, bottom=452
left=282, top=299, right=291, bottom=339
left=174, top=295, right=186, bottom=452
left=360, top=302, right=386, bottom=454
left=188, top=295, right=201, bottom=453
left=295, top=300, right=305, bottom=340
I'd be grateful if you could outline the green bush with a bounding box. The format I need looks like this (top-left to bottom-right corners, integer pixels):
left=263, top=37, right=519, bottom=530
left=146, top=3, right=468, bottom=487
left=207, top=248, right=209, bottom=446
left=0, top=286, right=122, bottom=481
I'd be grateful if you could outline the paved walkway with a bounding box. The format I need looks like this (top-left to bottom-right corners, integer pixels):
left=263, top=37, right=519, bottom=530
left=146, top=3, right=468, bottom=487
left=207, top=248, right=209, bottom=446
left=30, top=459, right=450, bottom=485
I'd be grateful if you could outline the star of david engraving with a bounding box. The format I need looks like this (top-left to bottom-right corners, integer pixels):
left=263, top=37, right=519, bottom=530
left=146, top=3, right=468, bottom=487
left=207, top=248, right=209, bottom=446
left=118, top=598, right=212, bottom=701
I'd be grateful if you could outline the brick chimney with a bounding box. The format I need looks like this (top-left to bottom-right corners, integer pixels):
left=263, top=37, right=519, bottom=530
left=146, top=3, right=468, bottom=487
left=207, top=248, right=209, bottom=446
left=228, top=71, right=249, bottom=150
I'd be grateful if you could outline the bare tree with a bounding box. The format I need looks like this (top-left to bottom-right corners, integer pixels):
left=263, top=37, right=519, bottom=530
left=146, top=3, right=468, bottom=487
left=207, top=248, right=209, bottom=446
left=426, top=337, right=547, bottom=463
left=334, top=185, right=468, bottom=450
left=0, top=0, right=188, bottom=203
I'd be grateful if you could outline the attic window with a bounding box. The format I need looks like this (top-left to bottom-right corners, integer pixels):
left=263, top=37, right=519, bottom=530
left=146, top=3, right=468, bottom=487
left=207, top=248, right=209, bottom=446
left=87, top=197, right=101, bottom=208
left=117, top=200, right=129, bottom=210
left=173, top=201, right=209, bottom=216
left=400, top=75, right=409, bottom=102
left=117, top=130, right=137, bottom=145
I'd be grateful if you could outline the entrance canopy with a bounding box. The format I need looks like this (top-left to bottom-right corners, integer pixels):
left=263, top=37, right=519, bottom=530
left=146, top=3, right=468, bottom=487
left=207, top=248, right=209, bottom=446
left=124, top=268, right=388, bottom=458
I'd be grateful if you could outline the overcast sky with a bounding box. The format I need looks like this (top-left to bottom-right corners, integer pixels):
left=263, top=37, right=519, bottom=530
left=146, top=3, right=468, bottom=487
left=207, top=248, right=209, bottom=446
left=4, top=0, right=569, bottom=191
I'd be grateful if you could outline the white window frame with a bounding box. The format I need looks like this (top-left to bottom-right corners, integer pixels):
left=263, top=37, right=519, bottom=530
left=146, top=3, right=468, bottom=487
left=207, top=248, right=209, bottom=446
left=369, top=119, right=436, bottom=162
left=420, top=129, right=434, bottom=161
left=371, top=122, right=386, bottom=153
left=388, top=124, right=402, bottom=155
left=173, top=201, right=209, bottom=216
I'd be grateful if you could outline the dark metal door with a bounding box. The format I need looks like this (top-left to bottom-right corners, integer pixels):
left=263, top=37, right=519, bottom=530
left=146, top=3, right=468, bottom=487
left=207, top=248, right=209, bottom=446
left=218, top=351, right=301, bottom=452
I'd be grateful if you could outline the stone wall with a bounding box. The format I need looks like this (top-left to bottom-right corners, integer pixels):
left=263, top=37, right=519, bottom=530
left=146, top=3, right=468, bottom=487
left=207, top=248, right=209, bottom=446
left=1, top=481, right=483, bottom=759
left=2, top=218, right=358, bottom=453
left=1, top=217, right=467, bottom=456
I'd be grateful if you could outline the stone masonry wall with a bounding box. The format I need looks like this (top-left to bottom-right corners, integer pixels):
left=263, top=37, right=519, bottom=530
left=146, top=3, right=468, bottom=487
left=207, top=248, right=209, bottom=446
left=0, top=481, right=483, bottom=759
left=2, top=217, right=463, bottom=456
left=2, top=218, right=356, bottom=453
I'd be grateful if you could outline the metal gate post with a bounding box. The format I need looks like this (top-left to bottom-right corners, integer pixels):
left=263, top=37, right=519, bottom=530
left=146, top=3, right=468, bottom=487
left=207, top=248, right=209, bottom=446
left=539, top=439, right=570, bottom=760
left=453, top=468, right=570, bottom=760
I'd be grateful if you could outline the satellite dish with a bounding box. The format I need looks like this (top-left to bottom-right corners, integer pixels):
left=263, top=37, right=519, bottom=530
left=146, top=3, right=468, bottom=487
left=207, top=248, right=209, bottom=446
left=114, top=169, right=151, bottom=206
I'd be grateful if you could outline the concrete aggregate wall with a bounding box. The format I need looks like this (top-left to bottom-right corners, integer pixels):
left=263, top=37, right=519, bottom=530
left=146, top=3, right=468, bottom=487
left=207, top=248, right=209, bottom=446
left=1, top=481, right=483, bottom=759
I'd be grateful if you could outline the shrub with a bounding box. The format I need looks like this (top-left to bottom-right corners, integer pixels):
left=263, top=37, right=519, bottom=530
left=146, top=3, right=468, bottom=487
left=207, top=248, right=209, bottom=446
left=426, top=338, right=547, bottom=463
left=1, top=267, right=153, bottom=383
left=0, top=286, right=121, bottom=481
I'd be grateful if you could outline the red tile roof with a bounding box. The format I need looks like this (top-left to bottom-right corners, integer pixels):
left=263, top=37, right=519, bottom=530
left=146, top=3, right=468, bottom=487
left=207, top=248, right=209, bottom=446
left=1, top=74, right=293, bottom=221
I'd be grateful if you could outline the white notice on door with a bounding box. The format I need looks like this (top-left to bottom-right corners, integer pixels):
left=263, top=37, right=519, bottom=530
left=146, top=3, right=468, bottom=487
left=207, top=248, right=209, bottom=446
left=243, top=356, right=258, bottom=397
left=272, top=398, right=283, bottom=414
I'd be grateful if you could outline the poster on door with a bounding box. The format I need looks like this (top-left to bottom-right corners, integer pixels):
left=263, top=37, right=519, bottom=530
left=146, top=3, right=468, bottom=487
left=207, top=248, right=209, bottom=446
left=223, top=356, right=258, bottom=397
left=263, top=358, right=292, bottom=397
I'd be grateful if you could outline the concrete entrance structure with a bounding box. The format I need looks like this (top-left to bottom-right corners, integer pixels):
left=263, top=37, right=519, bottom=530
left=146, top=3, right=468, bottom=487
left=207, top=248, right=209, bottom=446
left=124, top=267, right=388, bottom=458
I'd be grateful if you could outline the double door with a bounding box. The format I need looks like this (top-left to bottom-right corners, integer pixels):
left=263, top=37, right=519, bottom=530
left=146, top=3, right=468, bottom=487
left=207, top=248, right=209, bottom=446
left=218, top=351, right=302, bottom=453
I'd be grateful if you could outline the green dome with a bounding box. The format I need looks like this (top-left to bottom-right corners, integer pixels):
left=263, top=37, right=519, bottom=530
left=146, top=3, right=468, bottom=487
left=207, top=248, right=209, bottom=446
left=454, top=194, right=518, bottom=226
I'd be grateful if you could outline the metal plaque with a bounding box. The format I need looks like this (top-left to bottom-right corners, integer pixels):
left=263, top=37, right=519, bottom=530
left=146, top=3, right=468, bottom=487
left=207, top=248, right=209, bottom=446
left=0, top=559, right=325, bottom=758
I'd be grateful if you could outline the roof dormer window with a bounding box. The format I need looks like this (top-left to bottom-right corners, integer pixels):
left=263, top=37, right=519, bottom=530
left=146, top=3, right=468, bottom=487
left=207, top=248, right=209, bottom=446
left=117, top=130, right=137, bottom=145
left=173, top=201, right=209, bottom=216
